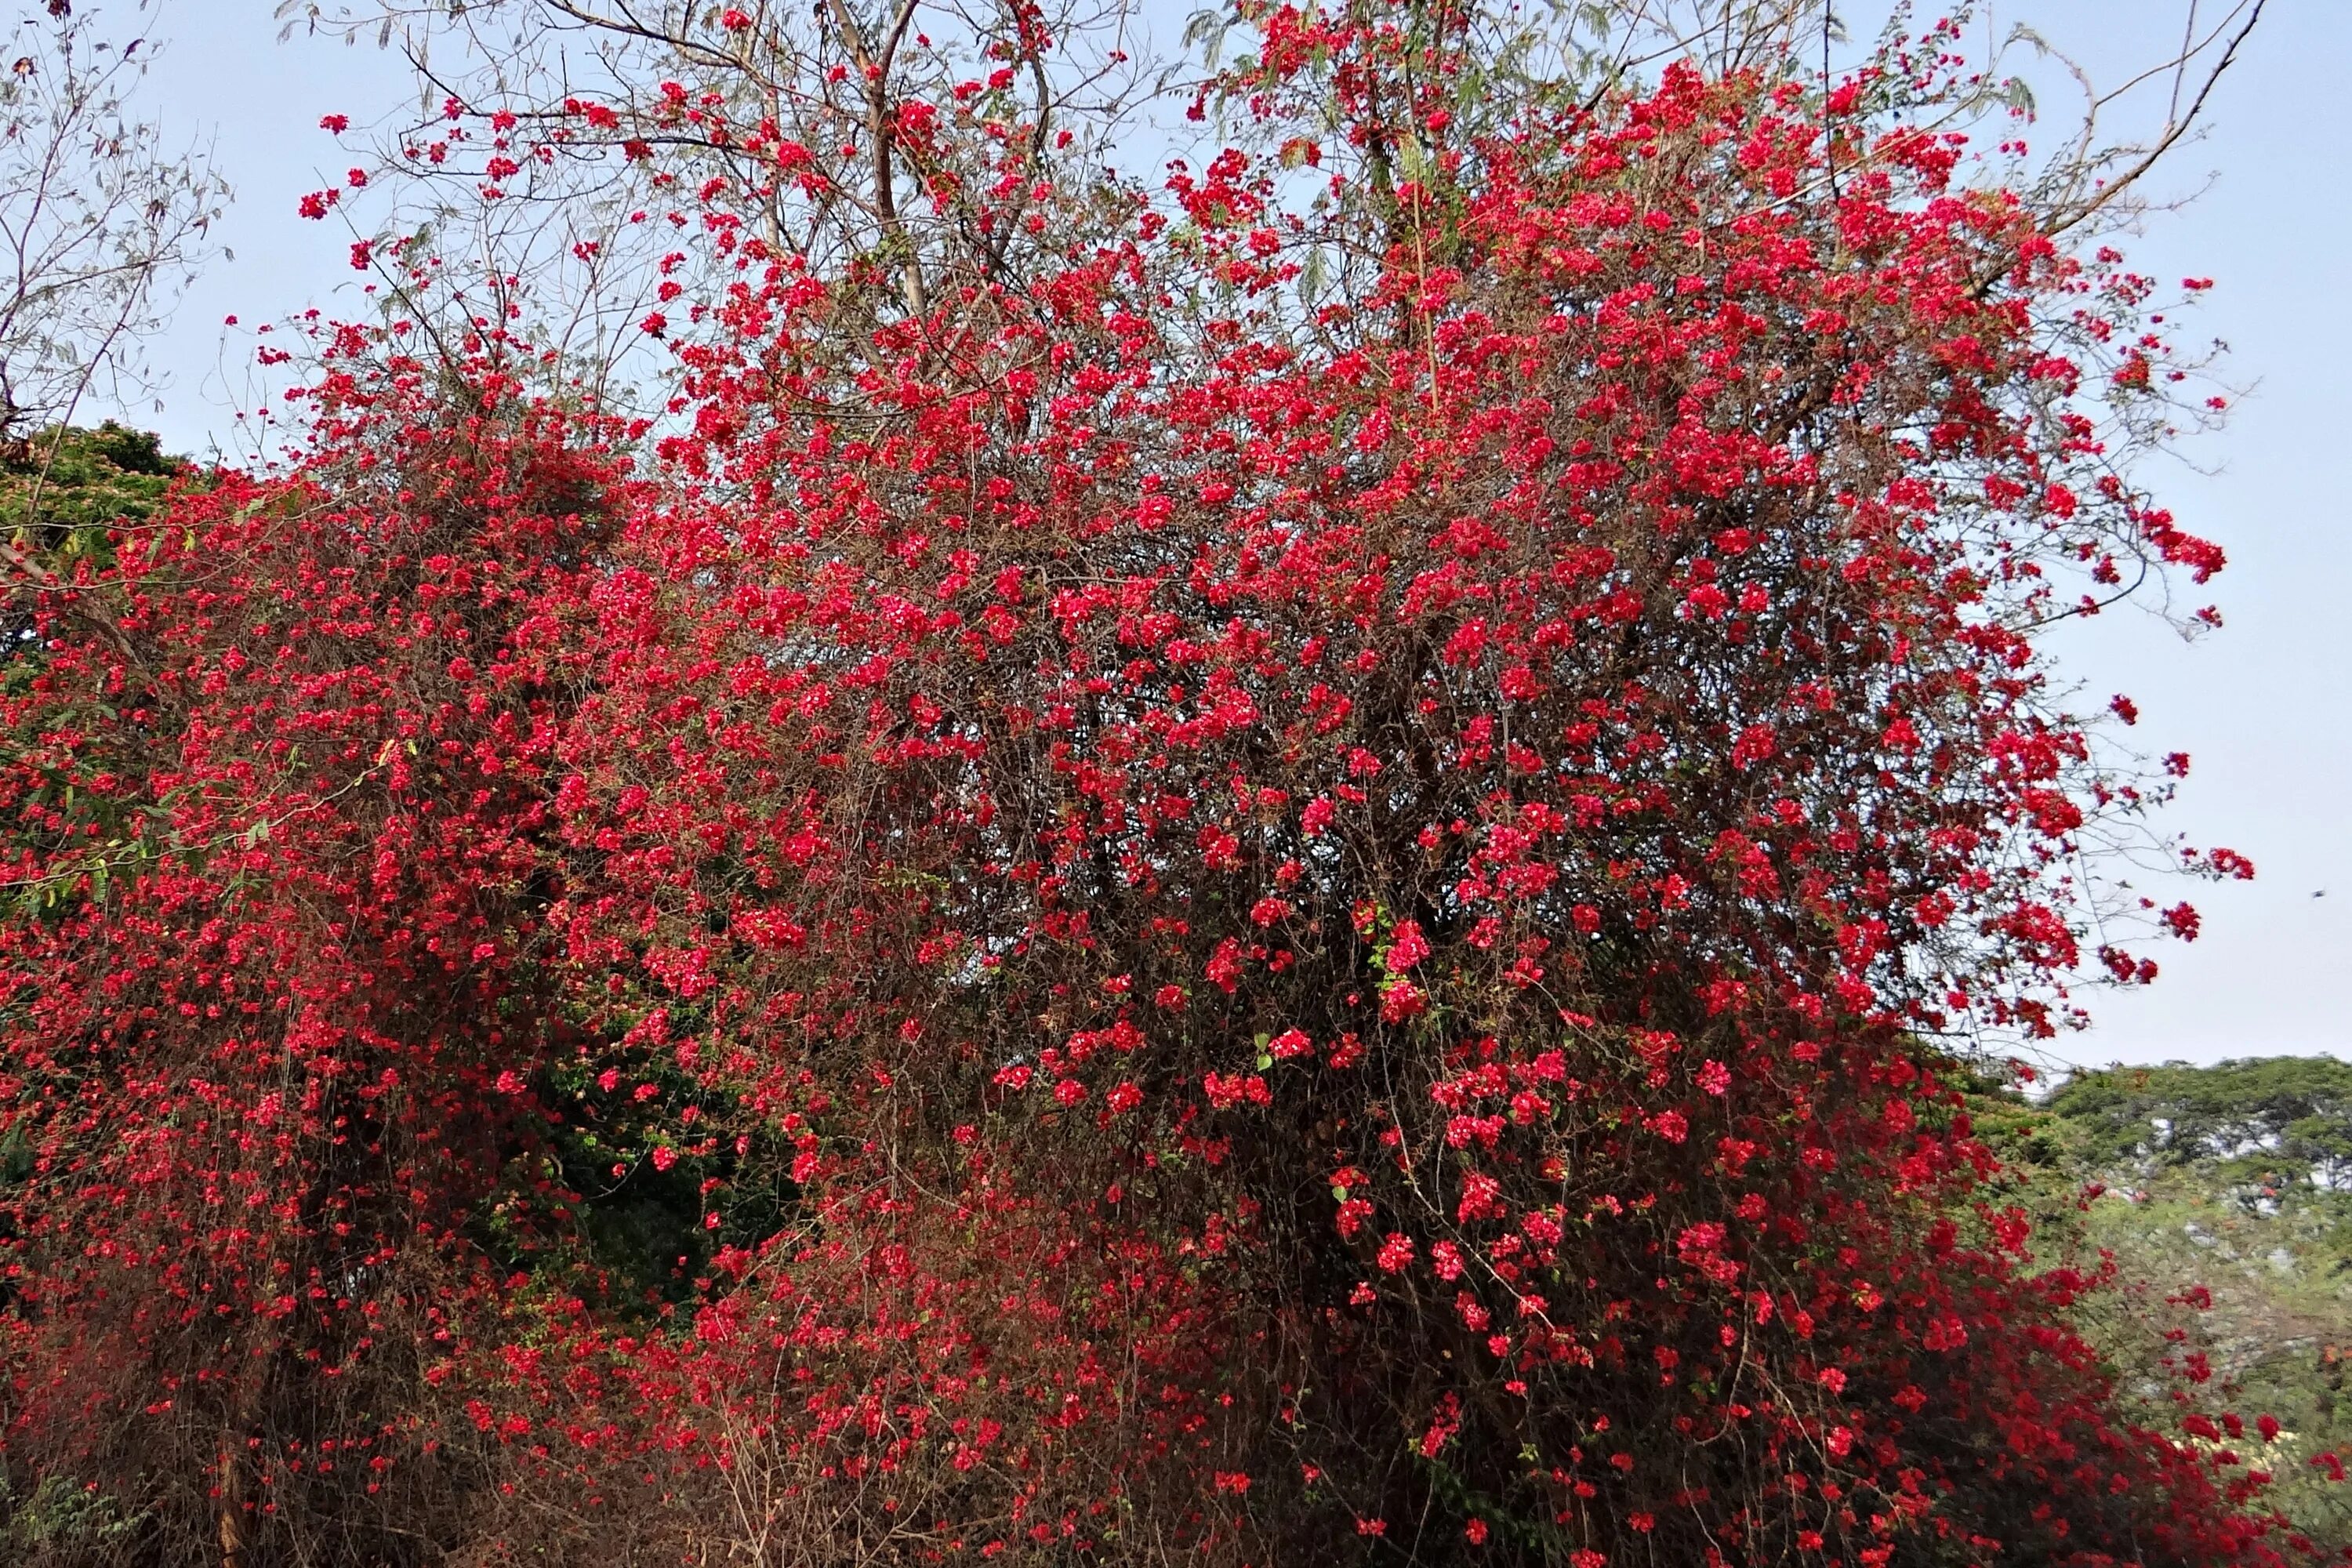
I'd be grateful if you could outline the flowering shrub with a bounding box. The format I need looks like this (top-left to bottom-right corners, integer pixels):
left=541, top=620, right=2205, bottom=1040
left=0, top=2, right=2300, bottom=1565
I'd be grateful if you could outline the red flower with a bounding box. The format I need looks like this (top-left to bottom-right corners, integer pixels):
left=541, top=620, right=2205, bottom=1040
left=1268, top=1028, right=1312, bottom=1058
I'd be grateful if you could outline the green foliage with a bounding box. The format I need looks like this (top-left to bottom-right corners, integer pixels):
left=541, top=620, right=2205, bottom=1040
left=2, top=422, right=180, bottom=560
left=0, top=1472, right=149, bottom=1560
left=1973, top=1058, right=2352, bottom=1555
left=2050, top=1057, right=2352, bottom=1186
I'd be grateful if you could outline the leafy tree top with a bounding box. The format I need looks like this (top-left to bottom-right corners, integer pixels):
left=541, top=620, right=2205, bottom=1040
left=2049, top=1057, right=2352, bottom=1182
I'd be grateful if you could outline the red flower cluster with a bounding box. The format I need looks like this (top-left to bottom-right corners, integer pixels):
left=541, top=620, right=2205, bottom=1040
left=0, top=4, right=2292, bottom=1566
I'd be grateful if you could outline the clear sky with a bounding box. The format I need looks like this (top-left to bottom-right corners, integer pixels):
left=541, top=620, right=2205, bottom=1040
left=1980, top=1, right=2352, bottom=1070
left=96, top=0, right=2350, bottom=1072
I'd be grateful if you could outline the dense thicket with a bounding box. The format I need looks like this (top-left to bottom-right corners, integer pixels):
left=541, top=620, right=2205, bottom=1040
left=0, top=2, right=2303, bottom=1565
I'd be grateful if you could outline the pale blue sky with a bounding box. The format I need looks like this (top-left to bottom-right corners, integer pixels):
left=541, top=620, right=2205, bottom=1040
left=1998, top=1, right=2352, bottom=1069
left=93, top=0, right=2351, bottom=1069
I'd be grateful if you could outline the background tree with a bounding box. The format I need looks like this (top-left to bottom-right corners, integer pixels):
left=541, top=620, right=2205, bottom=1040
left=2050, top=1057, right=2352, bottom=1190
left=0, top=1, right=224, bottom=564
left=1974, top=1058, right=2352, bottom=1559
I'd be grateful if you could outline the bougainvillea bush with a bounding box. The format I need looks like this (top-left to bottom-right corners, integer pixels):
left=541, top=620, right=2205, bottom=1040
left=0, top=0, right=2304, bottom=1563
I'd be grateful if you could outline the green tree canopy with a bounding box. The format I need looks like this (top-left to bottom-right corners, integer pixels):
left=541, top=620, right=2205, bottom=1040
left=2048, top=1057, right=2352, bottom=1185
